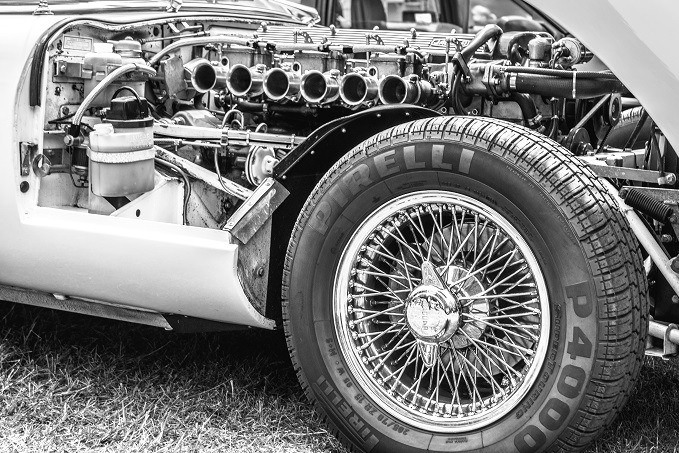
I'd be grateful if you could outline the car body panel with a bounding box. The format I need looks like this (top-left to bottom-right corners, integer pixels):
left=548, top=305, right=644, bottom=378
left=526, top=0, right=679, bottom=150
left=0, top=0, right=303, bottom=22
left=0, top=14, right=274, bottom=329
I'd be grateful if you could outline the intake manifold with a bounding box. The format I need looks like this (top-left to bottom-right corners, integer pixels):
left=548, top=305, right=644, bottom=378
left=300, top=70, right=341, bottom=104
left=227, top=64, right=266, bottom=97
left=263, top=66, right=301, bottom=101
left=340, top=72, right=379, bottom=107
left=378, top=75, right=436, bottom=106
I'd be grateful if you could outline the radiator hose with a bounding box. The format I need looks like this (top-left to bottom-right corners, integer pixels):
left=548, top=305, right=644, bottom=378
left=511, top=74, right=626, bottom=99
left=499, top=66, right=620, bottom=80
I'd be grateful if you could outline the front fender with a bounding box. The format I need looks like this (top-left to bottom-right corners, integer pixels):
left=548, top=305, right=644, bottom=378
left=265, top=105, right=440, bottom=319
left=273, top=104, right=440, bottom=180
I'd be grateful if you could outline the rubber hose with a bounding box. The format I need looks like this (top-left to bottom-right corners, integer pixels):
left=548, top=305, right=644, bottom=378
left=235, top=100, right=317, bottom=115
left=507, top=92, right=539, bottom=127
left=500, top=66, right=619, bottom=80
left=513, top=74, right=625, bottom=99
left=460, top=24, right=503, bottom=62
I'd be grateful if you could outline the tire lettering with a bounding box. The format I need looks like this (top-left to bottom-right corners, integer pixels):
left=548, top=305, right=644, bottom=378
left=432, top=144, right=453, bottom=170
left=538, top=398, right=570, bottom=431
left=309, top=201, right=333, bottom=235
left=445, top=437, right=468, bottom=444
left=513, top=283, right=595, bottom=451
left=328, top=183, right=350, bottom=207
left=459, top=148, right=475, bottom=174
left=313, top=377, right=379, bottom=450
left=557, top=365, right=586, bottom=399
left=325, top=338, right=338, bottom=357
left=565, top=282, right=593, bottom=318
left=376, top=414, right=409, bottom=436
left=514, top=425, right=546, bottom=453
left=404, top=145, right=425, bottom=170
left=342, top=163, right=373, bottom=195
left=567, top=326, right=593, bottom=360
left=374, top=149, right=400, bottom=177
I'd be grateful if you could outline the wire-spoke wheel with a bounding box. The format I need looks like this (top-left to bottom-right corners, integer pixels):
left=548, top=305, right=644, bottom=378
left=283, top=117, right=648, bottom=453
left=334, top=191, right=550, bottom=432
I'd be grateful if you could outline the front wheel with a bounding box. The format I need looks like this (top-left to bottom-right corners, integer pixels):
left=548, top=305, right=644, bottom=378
left=283, top=117, right=648, bottom=453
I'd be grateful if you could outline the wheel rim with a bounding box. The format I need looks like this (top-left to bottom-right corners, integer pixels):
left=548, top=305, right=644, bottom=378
left=333, top=191, right=550, bottom=433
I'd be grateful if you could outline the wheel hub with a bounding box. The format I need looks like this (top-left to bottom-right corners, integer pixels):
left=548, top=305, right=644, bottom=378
left=405, top=285, right=459, bottom=342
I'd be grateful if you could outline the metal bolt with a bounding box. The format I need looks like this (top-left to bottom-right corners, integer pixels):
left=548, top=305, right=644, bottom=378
left=671, top=258, right=679, bottom=273
left=256, top=267, right=265, bottom=277
left=661, top=234, right=674, bottom=243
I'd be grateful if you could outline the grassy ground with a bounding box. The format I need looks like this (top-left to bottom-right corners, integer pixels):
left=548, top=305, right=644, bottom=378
left=0, top=303, right=678, bottom=453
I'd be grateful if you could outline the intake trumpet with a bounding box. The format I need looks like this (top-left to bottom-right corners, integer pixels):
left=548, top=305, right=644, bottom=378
left=227, top=64, right=266, bottom=97
left=263, top=66, right=302, bottom=102
left=378, top=74, right=436, bottom=105
left=339, top=72, right=379, bottom=107
left=183, top=58, right=218, bottom=95
left=300, top=70, right=340, bottom=104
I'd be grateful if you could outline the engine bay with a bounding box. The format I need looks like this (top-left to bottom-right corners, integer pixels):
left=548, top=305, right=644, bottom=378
left=31, top=16, right=628, bottom=232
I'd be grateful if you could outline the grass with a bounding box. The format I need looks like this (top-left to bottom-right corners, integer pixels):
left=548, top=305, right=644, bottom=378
left=0, top=303, right=678, bottom=453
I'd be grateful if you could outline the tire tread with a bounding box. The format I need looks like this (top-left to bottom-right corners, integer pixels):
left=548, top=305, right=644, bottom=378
left=282, top=116, right=648, bottom=453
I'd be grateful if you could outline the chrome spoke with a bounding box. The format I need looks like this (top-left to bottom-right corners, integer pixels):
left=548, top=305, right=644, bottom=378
left=334, top=192, right=549, bottom=432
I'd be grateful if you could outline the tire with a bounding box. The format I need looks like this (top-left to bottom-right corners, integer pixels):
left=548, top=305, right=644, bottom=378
left=606, top=106, right=651, bottom=149
left=283, top=116, right=648, bottom=453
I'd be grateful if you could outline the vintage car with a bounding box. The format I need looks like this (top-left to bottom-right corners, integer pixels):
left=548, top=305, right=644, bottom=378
left=0, top=0, right=674, bottom=451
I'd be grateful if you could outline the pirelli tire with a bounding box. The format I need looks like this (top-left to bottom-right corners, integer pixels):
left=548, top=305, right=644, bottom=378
left=282, top=116, right=648, bottom=453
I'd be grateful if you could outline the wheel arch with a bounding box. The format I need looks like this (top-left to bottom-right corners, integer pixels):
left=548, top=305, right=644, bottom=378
left=263, top=105, right=441, bottom=319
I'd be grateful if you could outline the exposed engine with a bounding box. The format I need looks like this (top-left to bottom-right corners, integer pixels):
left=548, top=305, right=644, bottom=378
left=35, top=19, right=627, bottom=228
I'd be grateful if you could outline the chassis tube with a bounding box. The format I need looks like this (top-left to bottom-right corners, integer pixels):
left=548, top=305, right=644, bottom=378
left=603, top=180, right=679, bottom=297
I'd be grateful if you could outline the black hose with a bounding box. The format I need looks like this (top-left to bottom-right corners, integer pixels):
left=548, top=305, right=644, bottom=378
left=235, top=100, right=318, bottom=116
left=236, top=101, right=264, bottom=112
left=507, top=93, right=539, bottom=128
left=460, top=24, right=503, bottom=62
left=451, top=72, right=466, bottom=115
left=513, top=74, right=625, bottom=99
left=500, top=66, right=620, bottom=80
left=154, top=158, right=191, bottom=226
left=547, top=99, right=560, bottom=140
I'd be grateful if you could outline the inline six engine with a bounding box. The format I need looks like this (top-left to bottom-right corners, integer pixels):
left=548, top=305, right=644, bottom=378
left=35, top=19, right=624, bottom=227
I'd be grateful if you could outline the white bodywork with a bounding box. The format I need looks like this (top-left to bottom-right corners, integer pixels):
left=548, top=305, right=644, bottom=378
left=3, top=2, right=677, bottom=332
left=0, top=15, right=274, bottom=329
left=526, top=0, right=679, bottom=150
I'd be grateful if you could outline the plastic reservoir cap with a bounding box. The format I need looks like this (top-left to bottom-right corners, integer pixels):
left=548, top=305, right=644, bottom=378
left=110, top=37, right=142, bottom=57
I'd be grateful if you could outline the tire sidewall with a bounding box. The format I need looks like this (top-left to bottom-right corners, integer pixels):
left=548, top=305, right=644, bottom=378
left=286, top=139, right=602, bottom=453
